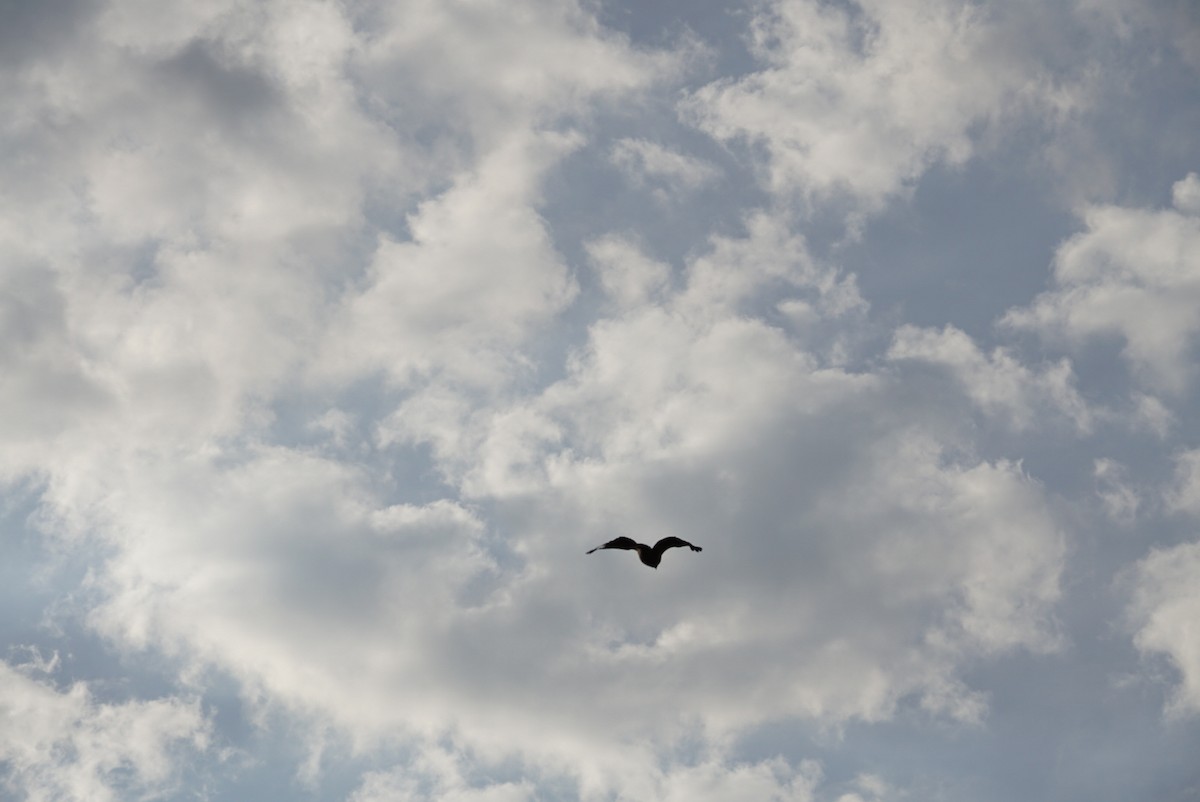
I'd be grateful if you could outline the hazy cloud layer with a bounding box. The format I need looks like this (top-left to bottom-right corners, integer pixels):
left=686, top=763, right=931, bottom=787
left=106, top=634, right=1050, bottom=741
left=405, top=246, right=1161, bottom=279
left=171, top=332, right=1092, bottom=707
left=3, top=0, right=1200, bottom=800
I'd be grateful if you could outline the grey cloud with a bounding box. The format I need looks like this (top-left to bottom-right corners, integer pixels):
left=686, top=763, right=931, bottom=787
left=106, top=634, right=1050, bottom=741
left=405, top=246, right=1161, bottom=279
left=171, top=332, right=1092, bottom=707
left=0, top=267, right=112, bottom=477
left=0, top=0, right=93, bottom=67
left=155, top=38, right=283, bottom=131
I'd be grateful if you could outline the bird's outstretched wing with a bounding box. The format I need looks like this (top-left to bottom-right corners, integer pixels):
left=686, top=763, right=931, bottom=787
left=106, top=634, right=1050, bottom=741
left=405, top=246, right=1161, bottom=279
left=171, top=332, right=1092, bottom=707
left=586, top=536, right=642, bottom=554
left=652, top=536, right=702, bottom=555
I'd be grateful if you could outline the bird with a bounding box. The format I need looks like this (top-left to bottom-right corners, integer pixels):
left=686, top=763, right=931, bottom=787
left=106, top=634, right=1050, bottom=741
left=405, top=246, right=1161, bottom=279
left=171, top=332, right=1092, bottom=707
left=585, top=536, right=702, bottom=569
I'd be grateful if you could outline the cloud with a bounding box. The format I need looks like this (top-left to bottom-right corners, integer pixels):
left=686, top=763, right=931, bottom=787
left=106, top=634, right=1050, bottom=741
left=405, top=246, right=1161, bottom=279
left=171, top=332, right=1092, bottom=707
left=1174, top=171, right=1200, bottom=215
left=0, top=0, right=411, bottom=487
left=317, top=129, right=582, bottom=389
left=1164, top=448, right=1200, bottom=519
left=1094, top=458, right=1140, bottom=525
left=349, top=746, right=824, bottom=802
left=11, top=207, right=1065, bottom=800
left=0, top=657, right=210, bottom=802
left=1075, top=0, right=1200, bottom=70
left=889, top=324, right=1092, bottom=431
left=1127, top=541, right=1200, bottom=716
left=609, top=138, right=720, bottom=200
left=834, top=773, right=892, bottom=802
left=0, top=0, right=674, bottom=479
left=656, top=757, right=822, bottom=802
left=681, top=0, right=1083, bottom=207
left=1122, top=447, right=1200, bottom=718
left=351, top=0, right=678, bottom=156
left=5, top=0, right=1197, bottom=799
left=0, top=267, right=111, bottom=476
left=1130, top=392, right=1175, bottom=438
left=379, top=219, right=1065, bottom=740
left=1004, top=173, right=1200, bottom=395
left=586, top=234, right=674, bottom=308
left=348, top=744, right=535, bottom=802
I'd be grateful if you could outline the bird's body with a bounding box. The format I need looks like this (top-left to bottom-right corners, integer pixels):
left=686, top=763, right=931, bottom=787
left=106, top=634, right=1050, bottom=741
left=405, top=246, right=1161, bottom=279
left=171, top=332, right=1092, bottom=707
left=585, top=536, right=702, bottom=568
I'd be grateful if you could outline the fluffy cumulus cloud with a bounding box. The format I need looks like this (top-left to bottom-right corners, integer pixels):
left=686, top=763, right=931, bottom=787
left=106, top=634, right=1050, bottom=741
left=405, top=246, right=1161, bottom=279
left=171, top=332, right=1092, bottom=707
left=889, top=324, right=1092, bottom=431
left=608, top=138, right=720, bottom=203
left=0, top=656, right=210, bottom=802
left=3, top=0, right=1200, bottom=800
left=32, top=208, right=1065, bottom=791
left=682, top=0, right=1085, bottom=206
left=348, top=746, right=824, bottom=802
left=430, top=220, right=1065, bottom=738
left=1127, top=541, right=1200, bottom=716
left=317, top=128, right=583, bottom=388
left=1129, top=448, right=1200, bottom=713
left=1004, top=173, right=1200, bottom=396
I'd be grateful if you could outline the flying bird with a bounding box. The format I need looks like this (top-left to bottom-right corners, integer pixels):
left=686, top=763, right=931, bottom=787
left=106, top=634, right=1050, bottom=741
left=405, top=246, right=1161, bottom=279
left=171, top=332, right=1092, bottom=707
left=585, top=536, right=702, bottom=569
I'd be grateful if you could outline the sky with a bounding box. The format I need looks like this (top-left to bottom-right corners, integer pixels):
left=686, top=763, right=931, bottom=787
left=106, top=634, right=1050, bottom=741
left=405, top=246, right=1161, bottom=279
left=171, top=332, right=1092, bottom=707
left=2, top=0, right=1200, bottom=800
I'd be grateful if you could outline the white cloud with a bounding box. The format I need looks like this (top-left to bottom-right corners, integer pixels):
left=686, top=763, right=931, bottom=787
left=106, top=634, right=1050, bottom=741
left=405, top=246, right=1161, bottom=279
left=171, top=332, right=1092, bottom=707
left=0, top=5, right=684, bottom=788
left=351, top=747, right=824, bottom=802
left=386, top=220, right=1066, bottom=740
left=586, top=234, right=674, bottom=308
left=353, top=0, right=672, bottom=147
left=682, top=0, right=1081, bottom=206
left=657, top=757, right=821, bottom=802
left=317, top=129, right=581, bottom=389
left=0, top=659, right=210, bottom=802
left=9, top=207, right=1065, bottom=801
left=9, top=0, right=1194, bottom=798
left=675, top=212, right=867, bottom=327
left=1164, top=449, right=1200, bottom=519
left=0, top=0, right=673, bottom=481
left=0, top=0, right=410, bottom=487
left=1173, top=173, right=1200, bottom=215
left=77, top=449, right=494, bottom=683
left=1127, top=541, right=1200, bottom=716
left=1004, top=176, right=1200, bottom=395
left=609, top=137, right=720, bottom=200
left=889, top=324, right=1092, bottom=431
left=349, top=744, right=535, bottom=802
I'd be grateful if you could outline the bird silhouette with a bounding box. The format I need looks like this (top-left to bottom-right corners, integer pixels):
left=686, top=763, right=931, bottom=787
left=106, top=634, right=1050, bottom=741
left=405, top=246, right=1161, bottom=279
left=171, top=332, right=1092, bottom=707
left=585, top=536, right=702, bottom=568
